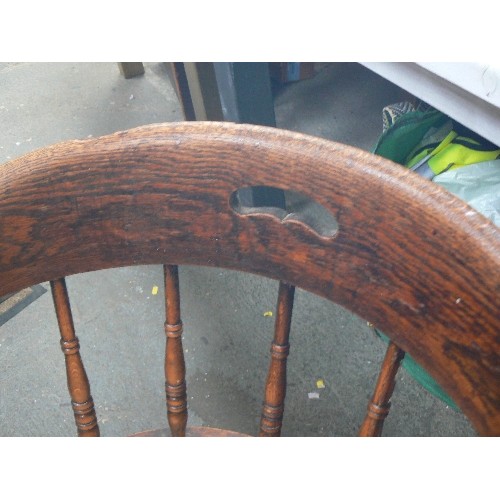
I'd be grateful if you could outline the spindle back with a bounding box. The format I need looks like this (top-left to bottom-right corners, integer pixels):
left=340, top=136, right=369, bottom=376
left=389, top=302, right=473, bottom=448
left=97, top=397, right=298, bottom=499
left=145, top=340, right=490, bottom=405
left=0, top=122, right=498, bottom=436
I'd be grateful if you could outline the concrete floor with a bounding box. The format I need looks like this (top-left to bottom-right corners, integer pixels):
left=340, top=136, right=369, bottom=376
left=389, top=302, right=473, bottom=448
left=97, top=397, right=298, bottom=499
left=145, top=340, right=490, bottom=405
left=0, top=62, right=475, bottom=436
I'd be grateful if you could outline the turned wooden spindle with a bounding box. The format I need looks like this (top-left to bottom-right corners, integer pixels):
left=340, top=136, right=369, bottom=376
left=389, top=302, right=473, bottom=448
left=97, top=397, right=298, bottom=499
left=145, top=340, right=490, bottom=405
left=2, top=122, right=499, bottom=437
left=359, top=341, right=406, bottom=437
left=259, top=281, right=295, bottom=437
left=164, top=264, right=188, bottom=437
left=50, top=278, right=99, bottom=437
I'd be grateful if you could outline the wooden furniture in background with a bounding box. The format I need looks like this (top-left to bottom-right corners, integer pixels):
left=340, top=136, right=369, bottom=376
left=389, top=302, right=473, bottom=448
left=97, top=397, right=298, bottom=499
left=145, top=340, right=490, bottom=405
left=0, top=122, right=498, bottom=436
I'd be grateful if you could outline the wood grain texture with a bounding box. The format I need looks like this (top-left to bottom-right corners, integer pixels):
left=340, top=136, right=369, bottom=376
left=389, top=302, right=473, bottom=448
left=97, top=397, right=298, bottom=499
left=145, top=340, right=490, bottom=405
left=359, top=342, right=406, bottom=436
left=0, top=121, right=499, bottom=435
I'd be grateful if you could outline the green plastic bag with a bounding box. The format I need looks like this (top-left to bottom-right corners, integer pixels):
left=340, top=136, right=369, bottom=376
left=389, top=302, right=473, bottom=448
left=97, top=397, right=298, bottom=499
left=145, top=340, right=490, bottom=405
left=372, top=107, right=449, bottom=164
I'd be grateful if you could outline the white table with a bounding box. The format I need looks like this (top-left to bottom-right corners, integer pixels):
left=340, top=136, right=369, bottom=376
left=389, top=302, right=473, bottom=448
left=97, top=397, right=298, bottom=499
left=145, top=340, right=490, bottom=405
left=361, top=62, right=500, bottom=147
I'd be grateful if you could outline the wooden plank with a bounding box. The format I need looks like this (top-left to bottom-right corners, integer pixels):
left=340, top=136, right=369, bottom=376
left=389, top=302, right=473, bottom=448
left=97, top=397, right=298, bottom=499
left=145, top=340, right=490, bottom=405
left=167, top=63, right=197, bottom=121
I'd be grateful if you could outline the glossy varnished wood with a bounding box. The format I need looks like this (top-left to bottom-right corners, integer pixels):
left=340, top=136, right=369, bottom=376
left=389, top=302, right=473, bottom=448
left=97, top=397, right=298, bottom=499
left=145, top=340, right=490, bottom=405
left=50, top=278, right=99, bottom=436
left=0, top=122, right=499, bottom=435
left=359, top=342, right=406, bottom=436
left=164, top=264, right=188, bottom=436
left=259, top=281, right=295, bottom=437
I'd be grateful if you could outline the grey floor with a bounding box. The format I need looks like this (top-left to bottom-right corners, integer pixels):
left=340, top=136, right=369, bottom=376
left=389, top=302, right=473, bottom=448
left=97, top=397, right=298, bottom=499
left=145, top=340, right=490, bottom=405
left=0, top=62, right=475, bottom=436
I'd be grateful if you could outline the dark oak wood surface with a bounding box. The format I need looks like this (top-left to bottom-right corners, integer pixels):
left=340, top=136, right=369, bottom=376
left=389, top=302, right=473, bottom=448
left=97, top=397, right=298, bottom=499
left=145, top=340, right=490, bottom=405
left=0, top=122, right=498, bottom=435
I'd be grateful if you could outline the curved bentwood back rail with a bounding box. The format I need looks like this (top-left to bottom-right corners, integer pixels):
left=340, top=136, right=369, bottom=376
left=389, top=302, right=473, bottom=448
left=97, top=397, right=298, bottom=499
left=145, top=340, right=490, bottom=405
left=0, top=122, right=498, bottom=436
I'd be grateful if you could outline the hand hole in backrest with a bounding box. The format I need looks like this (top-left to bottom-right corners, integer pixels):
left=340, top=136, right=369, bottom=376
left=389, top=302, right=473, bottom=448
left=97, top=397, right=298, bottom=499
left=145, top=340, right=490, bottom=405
left=230, top=186, right=338, bottom=239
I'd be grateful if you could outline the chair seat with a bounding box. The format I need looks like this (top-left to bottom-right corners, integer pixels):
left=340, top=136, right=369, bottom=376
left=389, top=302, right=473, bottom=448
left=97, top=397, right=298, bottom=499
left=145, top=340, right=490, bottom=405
left=131, top=426, right=251, bottom=437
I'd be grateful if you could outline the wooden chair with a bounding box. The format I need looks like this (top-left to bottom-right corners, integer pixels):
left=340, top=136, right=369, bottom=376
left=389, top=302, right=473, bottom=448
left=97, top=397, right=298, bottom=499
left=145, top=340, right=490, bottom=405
left=0, top=122, right=498, bottom=437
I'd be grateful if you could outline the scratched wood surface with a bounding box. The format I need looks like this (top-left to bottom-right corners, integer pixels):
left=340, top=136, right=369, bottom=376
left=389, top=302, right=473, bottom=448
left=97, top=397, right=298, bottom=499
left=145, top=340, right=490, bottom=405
left=0, top=121, right=498, bottom=435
